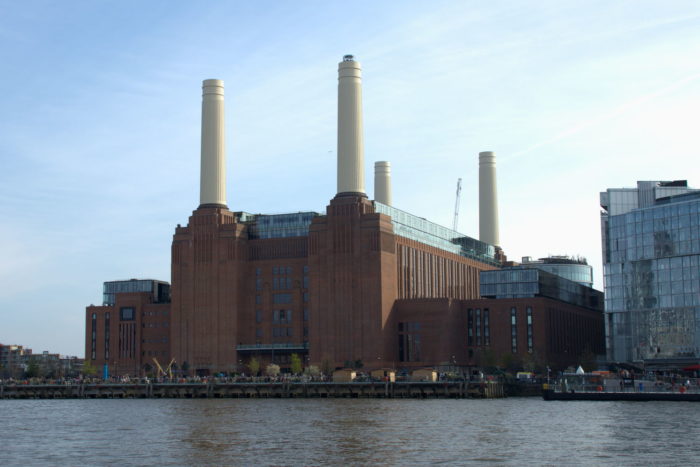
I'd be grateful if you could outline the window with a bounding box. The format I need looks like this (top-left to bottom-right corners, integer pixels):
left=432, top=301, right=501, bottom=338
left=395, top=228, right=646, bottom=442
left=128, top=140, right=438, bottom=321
left=511, top=307, right=517, bottom=353
left=526, top=306, right=533, bottom=353
left=273, top=310, right=292, bottom=324
left=484, top=309, right=490, bottom=346
left=475, top=309, right=481, bottom=345
left=303, top=308, right=309, bottom=321
left=273, top=327, right=291, bottom=337
left=256, top=310, right=262, bottom=323
left=120, top=307, right=135, bottom=321
left=256, top=278, right=263, bottom=291
left=303, top=292, right=309, bottom=302
left=255, top=295, right=262, bottom=305
left=467, top=309, right=473, bottom=346
left=256, top=328, right=262, bottom=337
left=104, top=312, right=110, bottom=360
left=273, top=293, right=292, bottom=304
left=91, top=313, right=97, bottom=360
left=272, top=266, right=293, bottom=290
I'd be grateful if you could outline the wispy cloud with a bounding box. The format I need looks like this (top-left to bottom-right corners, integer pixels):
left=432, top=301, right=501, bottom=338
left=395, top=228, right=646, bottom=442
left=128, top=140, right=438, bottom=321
left=507, top=71, right=700, bottom=160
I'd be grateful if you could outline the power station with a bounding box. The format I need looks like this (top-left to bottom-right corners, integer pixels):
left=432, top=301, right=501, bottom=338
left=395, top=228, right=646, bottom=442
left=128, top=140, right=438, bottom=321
left=86, top=56, right=604, bottom=376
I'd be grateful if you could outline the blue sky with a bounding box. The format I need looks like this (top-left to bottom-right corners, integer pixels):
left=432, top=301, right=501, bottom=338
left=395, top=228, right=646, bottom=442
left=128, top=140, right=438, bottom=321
left=1, top=1, right=699, bottom=357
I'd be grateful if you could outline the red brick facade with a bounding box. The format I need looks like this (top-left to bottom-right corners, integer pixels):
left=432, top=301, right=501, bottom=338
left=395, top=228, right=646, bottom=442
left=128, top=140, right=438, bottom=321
left=392, top=296, right=604, bottom=371
left=86, top=195, right=602, bottom=376
left=86, top=292, right=170, bottom=377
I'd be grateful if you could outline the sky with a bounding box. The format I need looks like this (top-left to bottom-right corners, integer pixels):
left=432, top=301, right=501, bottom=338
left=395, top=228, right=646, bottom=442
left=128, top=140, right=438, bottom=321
left=1, top=1, right=699, bottom=357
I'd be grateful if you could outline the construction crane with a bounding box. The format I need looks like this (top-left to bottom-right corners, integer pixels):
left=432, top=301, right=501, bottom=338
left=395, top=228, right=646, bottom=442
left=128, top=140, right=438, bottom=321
left=453, top=178, right=462, bottom=231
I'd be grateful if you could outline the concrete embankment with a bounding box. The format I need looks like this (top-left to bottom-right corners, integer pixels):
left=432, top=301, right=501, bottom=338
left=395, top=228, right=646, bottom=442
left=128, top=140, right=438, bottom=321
left=0, top=381, right=505, bottom=400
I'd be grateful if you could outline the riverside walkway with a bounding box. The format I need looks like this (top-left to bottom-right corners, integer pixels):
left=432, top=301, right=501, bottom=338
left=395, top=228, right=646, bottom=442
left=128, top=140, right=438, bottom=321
left=0, top=380, right=504, bottom=399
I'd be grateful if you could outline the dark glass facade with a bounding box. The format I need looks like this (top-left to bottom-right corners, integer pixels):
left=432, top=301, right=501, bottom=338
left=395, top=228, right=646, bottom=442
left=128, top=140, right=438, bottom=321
left=480, top=268, right=602, bottom=310
left=103, top=279, right=170, bottom=306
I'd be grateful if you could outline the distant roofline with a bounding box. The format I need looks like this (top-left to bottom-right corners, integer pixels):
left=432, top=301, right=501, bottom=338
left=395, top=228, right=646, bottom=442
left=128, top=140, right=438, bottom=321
left=104, top=278, right=169, bottom=284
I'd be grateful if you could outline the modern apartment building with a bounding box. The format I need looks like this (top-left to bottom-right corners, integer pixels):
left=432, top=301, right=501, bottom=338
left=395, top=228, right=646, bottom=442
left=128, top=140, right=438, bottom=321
left=601, top=181, right=700, bottom=366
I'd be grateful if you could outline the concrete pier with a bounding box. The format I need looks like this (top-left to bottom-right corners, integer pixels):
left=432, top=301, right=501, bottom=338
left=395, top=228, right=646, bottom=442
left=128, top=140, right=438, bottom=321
left=0, top=381, right=504, bottom=399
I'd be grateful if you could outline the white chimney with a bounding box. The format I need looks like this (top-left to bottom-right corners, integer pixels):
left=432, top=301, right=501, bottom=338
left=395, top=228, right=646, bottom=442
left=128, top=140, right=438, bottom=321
left=337, top=55, right=365, bottom=196
left=199, top=79, right=227, bottom=208
left=479, top=151, right=499, bottom=246
left=374, top=161, right=392, bottom=205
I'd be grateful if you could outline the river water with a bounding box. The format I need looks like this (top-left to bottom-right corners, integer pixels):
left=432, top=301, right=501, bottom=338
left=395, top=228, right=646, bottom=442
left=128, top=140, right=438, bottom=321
left=1, top=398, right=699, bottom=466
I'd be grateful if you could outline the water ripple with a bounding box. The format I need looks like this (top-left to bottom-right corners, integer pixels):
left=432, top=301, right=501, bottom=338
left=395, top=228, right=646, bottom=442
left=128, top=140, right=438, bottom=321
left=1, top=398, right=699, bottom=466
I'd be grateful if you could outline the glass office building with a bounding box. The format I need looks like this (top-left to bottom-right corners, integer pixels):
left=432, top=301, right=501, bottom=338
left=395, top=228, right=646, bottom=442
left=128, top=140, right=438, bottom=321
left=520, top=256, right=593, bottom=288
left=600, top=181, right=700, bottom=363
left=480, top=268, right=602, bottom=310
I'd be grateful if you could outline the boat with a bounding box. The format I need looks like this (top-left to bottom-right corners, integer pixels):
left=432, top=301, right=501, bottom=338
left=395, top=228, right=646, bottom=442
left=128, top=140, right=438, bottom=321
left=542, top=385, right=700, bottom=401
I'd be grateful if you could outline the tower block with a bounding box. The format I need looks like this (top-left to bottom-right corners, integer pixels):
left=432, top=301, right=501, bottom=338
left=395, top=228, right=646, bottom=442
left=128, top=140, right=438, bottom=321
left=170, top=79, right=245, bottom=374
left=170, top=208, right=246, bottom=373
left=308, top=195, right=398, bottom=368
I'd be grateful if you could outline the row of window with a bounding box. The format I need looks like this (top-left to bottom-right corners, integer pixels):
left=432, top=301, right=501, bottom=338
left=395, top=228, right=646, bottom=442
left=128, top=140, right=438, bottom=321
left=256, top=327, right=310, bottom=338
left=468, top=308, right=490, bottom=346
left=142, top=311, right=168, bottom=317
left=467, top=307, right=533, bottom=353
left=255, top=292, right=310, bottom=306
left=90, top=313, right=97, bottom=360
left=142, top=322, right=168, bottom=328
left=255, top=266, right=311, bottom=276
left=142, top=338, right=169, bottom=344
left=254, top=306, right=309, bottom=326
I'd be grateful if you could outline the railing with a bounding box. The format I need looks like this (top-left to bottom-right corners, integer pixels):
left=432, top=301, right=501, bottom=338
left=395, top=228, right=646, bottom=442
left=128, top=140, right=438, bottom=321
left=551, top=378, right=700, bottom=393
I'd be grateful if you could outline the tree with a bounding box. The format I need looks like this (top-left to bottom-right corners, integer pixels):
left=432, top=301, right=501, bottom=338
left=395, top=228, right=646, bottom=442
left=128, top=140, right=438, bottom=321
left=25, top=358, right=41, bottom=378
left=354, top=359, right=364, bottom=369
left=247, top=357, right=260, bottom=376
left=320, top=357, right=332, bottom=376
left=480, top=349, right=497, bottom=368
left=499, top=353, right=522, bottom=374
left=290, top=353, right=302, bottom=375
left=304, top=365, right=320, bottom=378
left=181, top=361, right=190, bottom=376
left=82, top=360, right=98, bottom=378
left=266, top=363, right=280, bottom=377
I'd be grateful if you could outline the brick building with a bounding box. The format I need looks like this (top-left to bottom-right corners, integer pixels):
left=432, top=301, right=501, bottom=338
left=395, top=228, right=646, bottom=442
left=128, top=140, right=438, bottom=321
left=86, top=280, right=171, bottom=376
left=85, top=56, right=604, bottom=376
